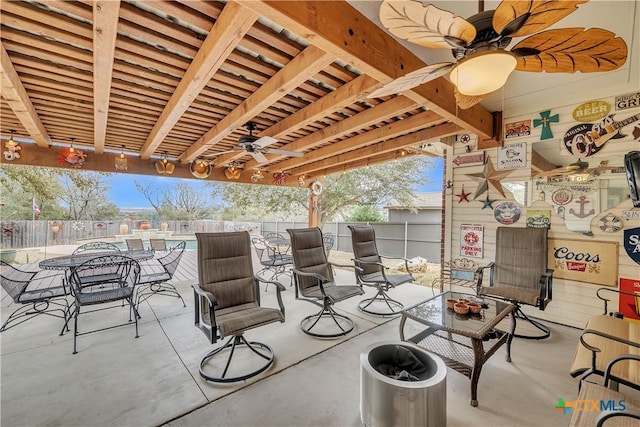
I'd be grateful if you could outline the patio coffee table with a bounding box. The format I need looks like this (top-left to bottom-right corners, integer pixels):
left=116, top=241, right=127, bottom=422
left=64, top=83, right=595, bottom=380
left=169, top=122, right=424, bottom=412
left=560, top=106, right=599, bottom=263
left=399, top=291, right=516, bottom=407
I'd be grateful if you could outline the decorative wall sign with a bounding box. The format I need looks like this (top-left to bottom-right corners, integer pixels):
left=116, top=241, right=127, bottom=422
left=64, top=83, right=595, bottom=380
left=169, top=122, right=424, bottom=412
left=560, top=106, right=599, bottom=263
left=618, top=278, right=640, bottom=321
left=624, top=210, right=640, bottom=220
left=460, top=224, right=483, bottom=259
left=548, top=238, right=618, bottom=286
left=452, top=151, right=484, bottom=167
left=533, top=110, right=559, bottom=140
left=624, top=227, right=640, bottom=265
left=526, top=209, right=551, bottom=228
left=572, top=100, right=610, bottom=122
left=465, top=156, right=512, bottom=199
left=497, top=142, right=527, bottom=170
left=494, top=201, right=521, bottom=225
left=565, top=191, right=599, bottom=235
left=615, top=92, right=640, bottom=111
left=551, top=188, right=573, bottom=205
left=597, top=213, right=622, bottom=232
left=504, top=119, right=531, bottom=139
left=563, top=112, right=640, bottom=158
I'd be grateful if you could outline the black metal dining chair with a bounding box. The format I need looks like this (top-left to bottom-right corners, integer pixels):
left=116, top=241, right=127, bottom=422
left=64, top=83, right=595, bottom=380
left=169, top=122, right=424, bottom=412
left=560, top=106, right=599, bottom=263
left=135, top=241, right=186, bottom=310
left=0, top=260, right=69, bottom=335
left=67, top=254, right=141, bottom=354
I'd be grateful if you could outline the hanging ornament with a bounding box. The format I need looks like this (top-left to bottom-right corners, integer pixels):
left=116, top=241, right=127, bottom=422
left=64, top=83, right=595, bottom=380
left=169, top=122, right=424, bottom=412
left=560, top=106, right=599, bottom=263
left=3, top=130, right=21, bottom=161
left=251, top=169, right=264, bottom=183
left=273, top=172, right=289, bottom=185
left=114, top=145, right=128, bottom=171
left=155, top=152, right=175, bottom=175
left=480, top=195, right=497, bottom=210
left=224, top=162, right=241, bottom=180
left=310, top=181, right=323, bottom=196
left=58, top=138, right=87, bottom=168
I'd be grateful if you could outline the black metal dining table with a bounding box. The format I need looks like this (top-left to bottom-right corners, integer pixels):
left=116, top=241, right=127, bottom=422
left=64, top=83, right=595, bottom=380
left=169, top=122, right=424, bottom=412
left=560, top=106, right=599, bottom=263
left=39, top=250, right=155, bottom=271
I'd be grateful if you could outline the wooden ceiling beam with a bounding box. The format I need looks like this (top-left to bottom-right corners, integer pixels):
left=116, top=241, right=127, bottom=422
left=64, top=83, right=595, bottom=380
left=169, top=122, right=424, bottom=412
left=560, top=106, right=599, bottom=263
left=293, top=122, right=459, bottom=177
left=281, top=110, right=444, bottom=174
left=179, top=44, right=335, bottom=163
left=140, top=2, right=258, bottom=159
left=93, top=0, right=120, bottom=154
left=239, top=0, right=494, bottom=141
left=307, top=149, right=423, bottom=179
left=0, top=43, right=50, bottom=148
left=241, top=96, right=418, bottom=170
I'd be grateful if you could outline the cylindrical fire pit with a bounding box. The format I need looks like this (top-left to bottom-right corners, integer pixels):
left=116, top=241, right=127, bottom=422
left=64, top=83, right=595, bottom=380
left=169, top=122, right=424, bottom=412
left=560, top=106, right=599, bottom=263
left=360, top=341, right=446, bottom=427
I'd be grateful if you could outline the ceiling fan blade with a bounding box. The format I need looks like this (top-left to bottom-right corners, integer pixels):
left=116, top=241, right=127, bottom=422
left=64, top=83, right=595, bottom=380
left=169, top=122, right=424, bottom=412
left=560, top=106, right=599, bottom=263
left=250, top=151, right=269, bottom=163
left=203, top=149, right=238, bottom=158
left=262, top=147, right=303, bottom=158
left=493, top=0, right=587, bottom=38
left=513, top=28, right=628, bottom=73
left=379, top=0, right=475, bottom=49
left=535, top=163, right=585, bottom=178
left=252, top=136, right=278, bottom=148
left=369, top=63, right=453, bottom=98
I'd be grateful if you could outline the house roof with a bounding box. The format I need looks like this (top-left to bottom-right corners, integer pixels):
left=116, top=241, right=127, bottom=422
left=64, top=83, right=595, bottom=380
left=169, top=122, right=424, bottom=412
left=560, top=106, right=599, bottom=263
left=386, top=192, right=442, bottom=210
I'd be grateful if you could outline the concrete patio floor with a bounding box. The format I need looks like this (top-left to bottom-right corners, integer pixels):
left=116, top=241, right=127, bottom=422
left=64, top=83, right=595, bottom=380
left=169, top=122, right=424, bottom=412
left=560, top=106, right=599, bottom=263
left=1, top=259, right=591, bottom=427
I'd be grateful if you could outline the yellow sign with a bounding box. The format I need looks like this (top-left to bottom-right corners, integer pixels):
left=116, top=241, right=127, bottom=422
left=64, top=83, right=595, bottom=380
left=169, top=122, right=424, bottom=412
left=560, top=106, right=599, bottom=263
left=572, top=100, right=611, bottom=122
left=548, top=238, right=618, bottom=286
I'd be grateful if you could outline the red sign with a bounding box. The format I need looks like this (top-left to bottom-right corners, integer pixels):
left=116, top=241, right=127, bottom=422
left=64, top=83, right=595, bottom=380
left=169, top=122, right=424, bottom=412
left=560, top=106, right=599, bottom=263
left=453, top=152, right=485, bottom=166
left=566, top=262, right=587, bottom=272
left=619, top=278, right=640, bottom=321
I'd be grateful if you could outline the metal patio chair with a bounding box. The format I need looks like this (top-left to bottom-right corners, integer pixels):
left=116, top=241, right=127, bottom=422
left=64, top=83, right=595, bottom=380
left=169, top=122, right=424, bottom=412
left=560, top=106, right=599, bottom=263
left=477, top=227, right=553, bottom=339
left=287, top=227, right=364, bottom=338
left=251, top=236, right=293, bottom=288
left=126, top=239, right=145, bottom=251
left=73, top=241, right=121, bottom=254
left=67, top=254, right=141, bottom=354
left=136, top=241, right=186, bottom=310
left=0, top=260, right=69, bottom=335
left=193, top=232, right=285, bottom=383
left=348, top=224, right=414, bottom=316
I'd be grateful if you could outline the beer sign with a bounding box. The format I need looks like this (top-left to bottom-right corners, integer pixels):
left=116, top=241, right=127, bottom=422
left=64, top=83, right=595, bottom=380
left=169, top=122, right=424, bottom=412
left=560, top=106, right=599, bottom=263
left=548, top=238, right=618, bottom=286
left=572, top=100, right=610, bottom=122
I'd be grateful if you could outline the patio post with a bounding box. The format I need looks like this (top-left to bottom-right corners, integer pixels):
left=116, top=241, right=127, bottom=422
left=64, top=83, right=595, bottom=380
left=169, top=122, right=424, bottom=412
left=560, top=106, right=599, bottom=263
left=308, top=193, right=319, bottom=227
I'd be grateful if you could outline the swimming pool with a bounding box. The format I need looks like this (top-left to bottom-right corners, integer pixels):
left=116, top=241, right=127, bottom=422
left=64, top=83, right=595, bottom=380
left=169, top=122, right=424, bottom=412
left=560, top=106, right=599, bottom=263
left=115, top=239, right=197, bottom=250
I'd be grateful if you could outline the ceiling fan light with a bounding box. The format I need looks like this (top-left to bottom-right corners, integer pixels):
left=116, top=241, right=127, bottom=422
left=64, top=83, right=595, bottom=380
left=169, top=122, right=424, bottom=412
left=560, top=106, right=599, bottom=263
left=449, top=49, right=517, bottom=96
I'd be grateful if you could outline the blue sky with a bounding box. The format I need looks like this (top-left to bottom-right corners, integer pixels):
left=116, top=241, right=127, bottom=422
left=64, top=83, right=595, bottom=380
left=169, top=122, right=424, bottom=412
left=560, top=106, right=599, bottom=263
left=106, top=157, right=444, bottom=207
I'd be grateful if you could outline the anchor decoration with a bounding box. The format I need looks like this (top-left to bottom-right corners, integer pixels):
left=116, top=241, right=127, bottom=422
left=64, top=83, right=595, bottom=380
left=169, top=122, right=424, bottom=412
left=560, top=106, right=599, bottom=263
left=533, top=110, right=559, bottom=140
left=569, top=195, right=596, bottom=218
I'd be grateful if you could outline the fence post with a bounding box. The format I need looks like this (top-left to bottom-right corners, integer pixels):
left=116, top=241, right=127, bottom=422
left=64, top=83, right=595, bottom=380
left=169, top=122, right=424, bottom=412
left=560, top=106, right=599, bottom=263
left=404, top=221, right=408, bottom=259
left=335, top=221, right=339, bottom=251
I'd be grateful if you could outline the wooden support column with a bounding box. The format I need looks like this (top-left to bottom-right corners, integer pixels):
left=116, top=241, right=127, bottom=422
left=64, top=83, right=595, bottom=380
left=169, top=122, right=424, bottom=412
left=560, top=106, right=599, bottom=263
left=308, top=193, right=319, bottom=228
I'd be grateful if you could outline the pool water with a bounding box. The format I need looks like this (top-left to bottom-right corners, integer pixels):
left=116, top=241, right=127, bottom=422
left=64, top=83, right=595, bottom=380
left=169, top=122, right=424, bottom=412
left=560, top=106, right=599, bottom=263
left=115, top=239, right=197, bottom=250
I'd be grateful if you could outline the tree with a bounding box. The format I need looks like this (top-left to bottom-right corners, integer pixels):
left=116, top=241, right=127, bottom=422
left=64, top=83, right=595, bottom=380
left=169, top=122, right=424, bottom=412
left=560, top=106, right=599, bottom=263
left=135, top=181, right=217, bottom=220
left=219, top=156, right=435, bottom=226
left=343, top=205, right=385, bottom=222
left=59, top=171, right=120, bottom=220
left=0, top=165, right=64, bottom=219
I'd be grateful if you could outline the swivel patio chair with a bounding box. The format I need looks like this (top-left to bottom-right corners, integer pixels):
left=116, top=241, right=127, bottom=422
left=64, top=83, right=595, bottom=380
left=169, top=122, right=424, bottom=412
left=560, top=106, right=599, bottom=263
left=0, top=260, right=69, bottom=335
left=476, top=227, right=553, bottom=340
left=348, top=224, right=414, bottom=316
left=193, top=232, right=285, bottom=383
left=67, top=254, right=141, bottom=354
left=136, top=241, right=186, bottom=310
left=73, top=241, right=121, bottom=254
left=126, top=239, right=145, bottom=251
left=287, top=227, right=364, bottom=338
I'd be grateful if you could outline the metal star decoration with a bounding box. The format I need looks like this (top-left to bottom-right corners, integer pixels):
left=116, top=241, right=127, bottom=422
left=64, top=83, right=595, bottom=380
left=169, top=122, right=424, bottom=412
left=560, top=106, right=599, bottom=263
left=465, top=156, right=513, bottom=199
left=456, top=186, right=471, bottom=203
left=480, top=195, right=497, bottom=209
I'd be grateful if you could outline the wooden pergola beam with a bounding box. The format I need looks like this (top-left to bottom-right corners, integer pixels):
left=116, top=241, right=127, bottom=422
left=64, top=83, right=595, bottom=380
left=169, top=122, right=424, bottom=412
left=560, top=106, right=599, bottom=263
left=0, top=43, right=50, bottom=148
left=243, top=96, right=418, bottom=170
left=93, top=0, right=120, bottom=154
left=179, top=44, right=335, bottom=163
left=307, top=148, right=424, bottom=178
left=239, top=0, right=495, bottom=141
left=140, top=2, right=258, bottom=159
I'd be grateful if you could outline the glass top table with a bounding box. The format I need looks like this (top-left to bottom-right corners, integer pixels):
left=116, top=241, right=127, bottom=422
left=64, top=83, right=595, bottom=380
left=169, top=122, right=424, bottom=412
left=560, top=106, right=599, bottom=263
left=39, top=250, right=154, bottom=270
left=399, top=291, right=516, bottom=407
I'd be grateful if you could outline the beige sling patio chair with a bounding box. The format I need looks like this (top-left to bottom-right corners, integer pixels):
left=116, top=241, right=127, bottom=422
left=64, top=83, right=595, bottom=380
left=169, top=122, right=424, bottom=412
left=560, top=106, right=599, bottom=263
left=126, top=239, right=145, bottom=251
left=348, top=224, right=414, bottom=316
left=476, top=227, right=553, bottom=339
left=193, top=232, right=285, bottom=383
left=287, top=227, right=364, bottom=338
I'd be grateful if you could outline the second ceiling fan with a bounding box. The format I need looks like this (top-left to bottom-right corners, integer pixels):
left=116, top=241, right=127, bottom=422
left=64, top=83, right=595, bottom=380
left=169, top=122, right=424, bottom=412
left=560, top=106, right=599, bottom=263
left=230, top=122, right=303, bottom=164
left=370, top=0, right=628, bottom=108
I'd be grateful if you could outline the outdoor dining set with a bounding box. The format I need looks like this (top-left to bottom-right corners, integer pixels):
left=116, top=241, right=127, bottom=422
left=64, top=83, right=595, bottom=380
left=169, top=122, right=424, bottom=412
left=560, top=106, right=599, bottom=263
left=0, top=239, right=186, bottom=353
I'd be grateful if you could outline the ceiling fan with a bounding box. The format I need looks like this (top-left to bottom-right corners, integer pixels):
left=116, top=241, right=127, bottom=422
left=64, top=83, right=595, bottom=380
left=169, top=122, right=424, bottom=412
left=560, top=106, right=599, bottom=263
left=218, top=122, right=303, bottom=164
left=370, top=0, right=628, bottom=108
left=535, top=159, right=619, bottom=178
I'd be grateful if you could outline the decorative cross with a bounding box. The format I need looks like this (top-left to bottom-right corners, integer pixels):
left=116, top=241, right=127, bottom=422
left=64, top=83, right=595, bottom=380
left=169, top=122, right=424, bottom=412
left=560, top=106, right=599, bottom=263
left=533, top=110, right=559, bottom=140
